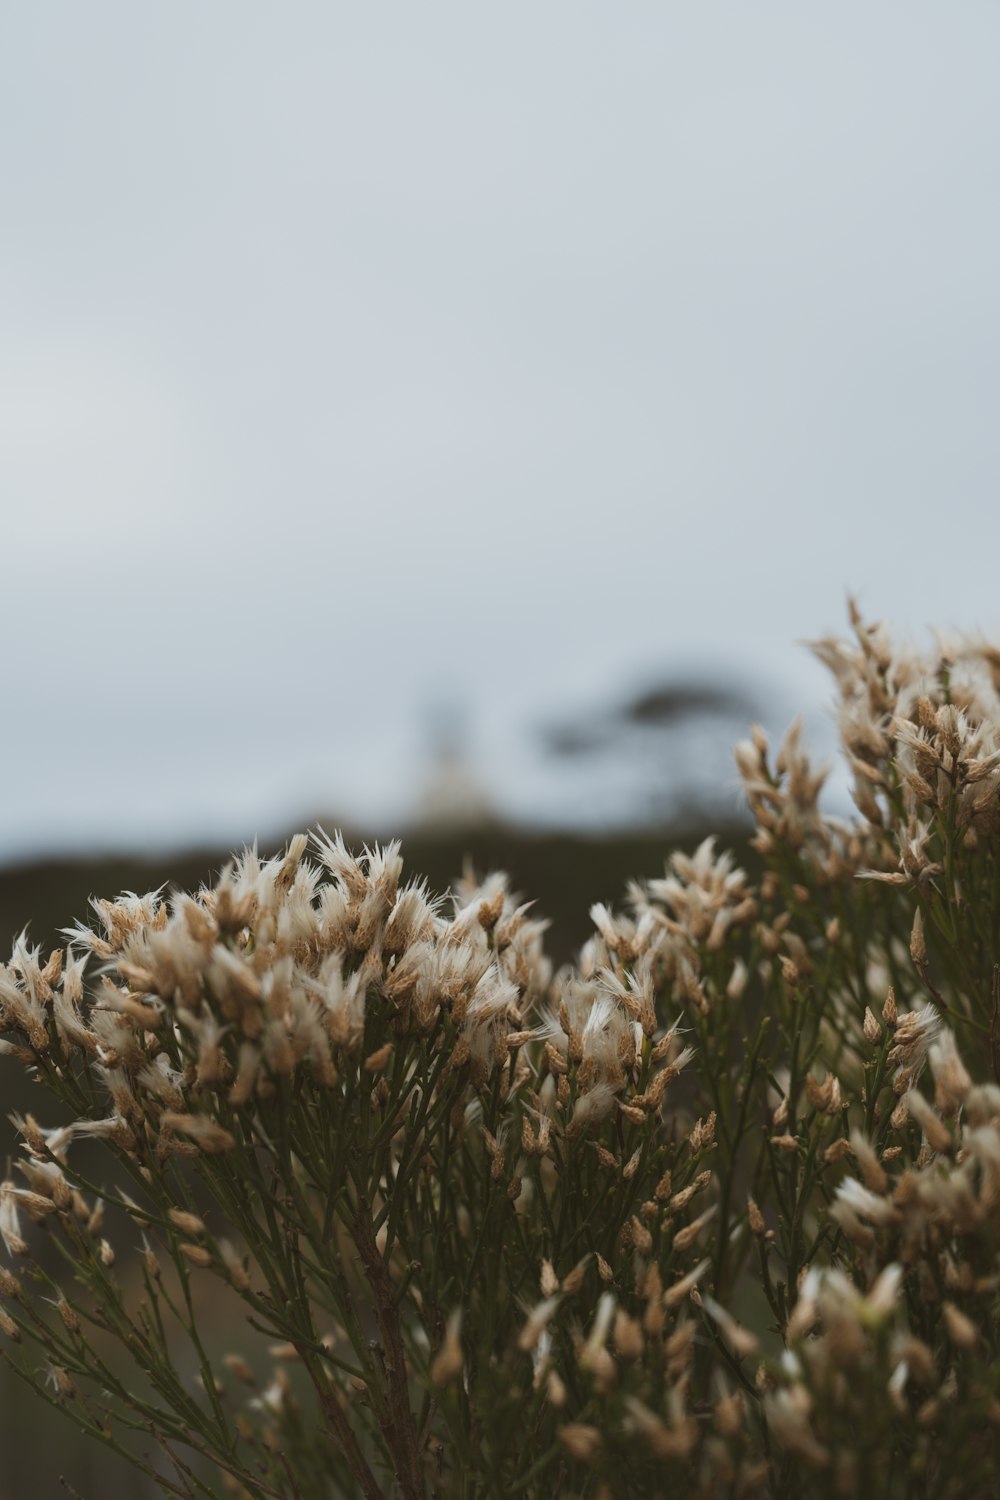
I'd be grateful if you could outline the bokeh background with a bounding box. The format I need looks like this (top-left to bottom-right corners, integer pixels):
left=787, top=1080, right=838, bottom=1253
left=2, top=4, right=999, bottom=1494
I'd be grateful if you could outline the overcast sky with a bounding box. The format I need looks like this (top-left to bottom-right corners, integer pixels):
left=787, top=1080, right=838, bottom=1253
left=2, top=4, right=999, bottom=858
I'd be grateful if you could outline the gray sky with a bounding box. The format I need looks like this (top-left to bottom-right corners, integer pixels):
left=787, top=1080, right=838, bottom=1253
left=2, top=4, right=999, bottom=857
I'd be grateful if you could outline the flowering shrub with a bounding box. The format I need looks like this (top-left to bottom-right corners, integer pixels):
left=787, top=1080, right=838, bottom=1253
left=1, top=604, right=1000, bottom=1498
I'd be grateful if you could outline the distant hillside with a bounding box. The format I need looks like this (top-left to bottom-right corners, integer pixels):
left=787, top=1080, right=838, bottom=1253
left=0, top=820, right=753, bottom=969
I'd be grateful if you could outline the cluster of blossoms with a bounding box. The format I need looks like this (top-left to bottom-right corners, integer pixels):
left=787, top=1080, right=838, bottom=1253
left=0, top=605, right=999, bottom=1499
left=759, top=1027, right=1000, bottom=1498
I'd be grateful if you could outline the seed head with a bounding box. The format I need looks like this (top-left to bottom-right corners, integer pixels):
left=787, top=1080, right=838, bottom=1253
left=431, top=1309, right=464, bottom=1387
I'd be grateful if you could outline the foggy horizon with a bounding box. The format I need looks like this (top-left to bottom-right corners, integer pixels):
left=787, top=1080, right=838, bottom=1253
left=2, top=3, right=998, bottom=860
